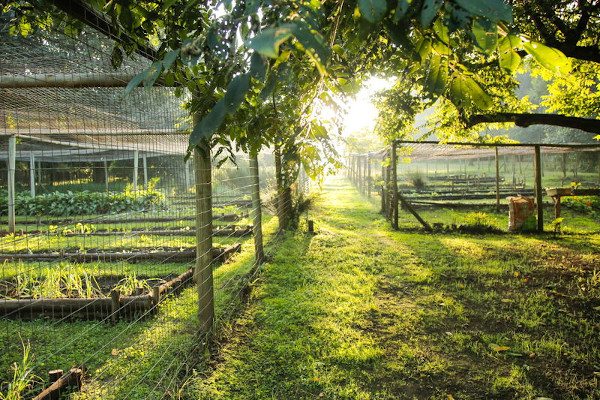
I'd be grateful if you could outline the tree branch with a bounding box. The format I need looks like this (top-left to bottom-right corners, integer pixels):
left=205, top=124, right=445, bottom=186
left=466, top=113, right=600, bottom=135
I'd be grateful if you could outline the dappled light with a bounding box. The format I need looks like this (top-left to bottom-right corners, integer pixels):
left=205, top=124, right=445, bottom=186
left=1, top=0, right=599, bottom=399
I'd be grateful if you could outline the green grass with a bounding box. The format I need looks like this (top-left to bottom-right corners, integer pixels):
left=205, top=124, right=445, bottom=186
left=0, top=215, right=274, bottom=399
left=184, top=176, right=600, bottom=400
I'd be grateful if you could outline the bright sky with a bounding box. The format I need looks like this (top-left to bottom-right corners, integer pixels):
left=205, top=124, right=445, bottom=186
left=341, top=77, right=392, bottom=137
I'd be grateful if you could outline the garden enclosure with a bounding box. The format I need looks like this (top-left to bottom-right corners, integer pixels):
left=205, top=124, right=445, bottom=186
left=0, top=21, right=289, bottom=399
left=348, top=141, right=600, bottom=233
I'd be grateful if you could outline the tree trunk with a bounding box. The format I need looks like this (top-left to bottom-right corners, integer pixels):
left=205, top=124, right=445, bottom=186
left=194, top=139, right=214, bottom=335
left=274, top=144, right=289, bottom=231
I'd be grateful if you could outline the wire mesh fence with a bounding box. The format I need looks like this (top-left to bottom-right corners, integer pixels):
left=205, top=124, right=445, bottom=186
left=348, top=141, right=600, bottom=233
left=0, top=17, right=293, bottom=399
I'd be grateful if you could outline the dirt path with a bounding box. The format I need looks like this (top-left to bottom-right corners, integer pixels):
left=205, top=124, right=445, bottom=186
left=185, top=177, right=600, bottom=400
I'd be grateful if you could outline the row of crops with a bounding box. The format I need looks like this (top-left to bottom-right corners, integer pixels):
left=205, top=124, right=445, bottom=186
left=0, top=152, right=277, bottom=398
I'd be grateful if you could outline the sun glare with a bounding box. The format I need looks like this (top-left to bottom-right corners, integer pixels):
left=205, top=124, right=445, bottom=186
left=342, top=77, right=391, bottom=137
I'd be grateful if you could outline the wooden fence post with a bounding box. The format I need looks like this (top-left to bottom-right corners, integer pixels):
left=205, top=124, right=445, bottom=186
left=7, top=136, right=16, bottom=234
left=357, top=155, right=361, bottom=191
left=142, top=154, right=148, bottom=189
left=534, top=145, right=544, bottom=232
left=249, top=153, right=264, bottom=265
left=366, top=153, right=371, bottom=198
left=103, top=160, right=109, bottom=192
left=29, top=154, right=36, bottom=197
left=391, top=143, right=399, bottom=230
left=132, top=149, right=139, bottom=192
left=381, top=162, right=386, bottom=213
left=194, top=140, right=215, bottom=334
left=495, top=147, right=500, bottom=212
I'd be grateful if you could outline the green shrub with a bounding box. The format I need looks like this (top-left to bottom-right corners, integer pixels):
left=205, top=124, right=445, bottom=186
left=463, top=212, right=495, bottom=227
left=0, top=185, right=164, bottom=217
left=408, top=172, right=427, bottom=191
left=563, top=196, right=600, bottom=216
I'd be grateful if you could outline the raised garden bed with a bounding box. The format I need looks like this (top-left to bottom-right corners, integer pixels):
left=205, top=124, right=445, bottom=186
left=0, top=225, right=253, bottom=238
left=0, top=248, right=237, bottom=320
left=0, top=213, right=247, bottom=226
left=0, top=243, right=241, bottom=263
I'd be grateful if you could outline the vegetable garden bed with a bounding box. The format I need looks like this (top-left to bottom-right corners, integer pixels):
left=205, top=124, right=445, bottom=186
left=0, top=225, right=253, bottom=238
left=1, top=267, right=196, bottom=320
left=0, top=243, right=241, bottom=263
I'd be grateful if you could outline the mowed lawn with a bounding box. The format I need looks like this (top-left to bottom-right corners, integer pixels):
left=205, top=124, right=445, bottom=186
left=186, top=177, right=600, bottom=400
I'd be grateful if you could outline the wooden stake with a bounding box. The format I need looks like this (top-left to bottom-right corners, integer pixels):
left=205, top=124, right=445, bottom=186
left=534, top=145, right=544, bottom=232
left=398, top=193, right=432, bottom=231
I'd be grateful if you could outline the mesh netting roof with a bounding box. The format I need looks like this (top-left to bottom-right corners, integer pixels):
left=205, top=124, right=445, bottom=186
left=0, top=23, right=190, bottom=160
left=394, top=142, right=600, bottom=161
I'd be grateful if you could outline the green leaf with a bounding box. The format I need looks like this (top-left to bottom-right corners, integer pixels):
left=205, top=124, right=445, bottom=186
left=433, top=18, right=449, bottom=45
left=416, top=38, right=432, bottom=61
left=290, top=21, right=330, bottom=64
left=523, top=41, right=571, bottom=75
left=358, top=0, right=388, bottom=24
left=189, top=100, right=226, bottom=146
left=260, top=73, right=277, bottom=101
left=420, top=0, right=443, bottom=27
left=224, top=73, right=251, bottom=113
left=472, top=18, right=497, bottom=53
left=125, top=70, right=147, bottom=94
left=162, top=49, right=180, bottom=71
left=143, top=61, right=162, bottom=87
left=498, top=35, right=522, bottom=73
left=499, top=49, right=521, bottom=73
left=424, top=53, right=449, bottom=96
left=393, top=0, right=411, bottom=23
left=450, top=73, right=493, bottom=110
left=454, top=0, right=512, bottom=22
left=246, top=25, right=294, bottom=58
left=250, top=52, right=268, bottom=81
left=499, top=34, right=521, bottom=52
left=111, top=46, right=124, bottom=69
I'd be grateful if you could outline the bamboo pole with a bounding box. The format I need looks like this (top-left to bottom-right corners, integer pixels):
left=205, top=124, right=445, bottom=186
left=249, top=154, right=264, bottom=265
left=534, top=145, right=544, bottom=232
left=7, top=136, right=16, bottom=234
left=194, top=141, right=215, bottom=335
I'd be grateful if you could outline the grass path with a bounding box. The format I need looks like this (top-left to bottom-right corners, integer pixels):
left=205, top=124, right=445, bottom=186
left=186, top=177, right=600, bottom=400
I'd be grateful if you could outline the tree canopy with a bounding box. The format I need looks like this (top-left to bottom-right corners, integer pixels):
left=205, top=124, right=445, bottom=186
left=3, top=0, right=599, bottom=160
